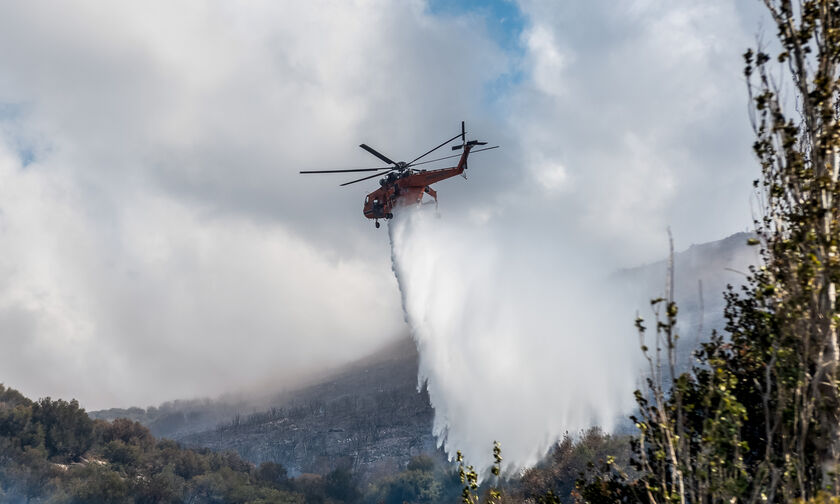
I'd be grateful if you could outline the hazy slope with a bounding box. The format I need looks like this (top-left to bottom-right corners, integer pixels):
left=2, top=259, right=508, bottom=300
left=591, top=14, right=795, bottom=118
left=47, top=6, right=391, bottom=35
left=90, top=232, right=757, bottom=478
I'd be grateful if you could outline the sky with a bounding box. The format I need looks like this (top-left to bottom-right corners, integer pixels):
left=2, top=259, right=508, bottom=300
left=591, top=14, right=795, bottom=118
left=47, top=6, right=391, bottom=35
left=0, top=0, right=769, bottom=410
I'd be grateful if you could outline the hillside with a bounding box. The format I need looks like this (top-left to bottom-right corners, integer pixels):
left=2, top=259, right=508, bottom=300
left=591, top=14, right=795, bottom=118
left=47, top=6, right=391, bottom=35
left=92, top=338, right=437, bottom=482
left=183, top=338, right=436, bottom=482
left=91, top=232, right=758, bottom=481
left=0, top=385, right=310, bottom=503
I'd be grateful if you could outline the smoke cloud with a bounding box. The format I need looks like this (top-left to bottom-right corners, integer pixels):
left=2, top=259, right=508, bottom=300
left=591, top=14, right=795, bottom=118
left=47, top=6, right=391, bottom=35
left=0, top=0, right=766, bottom=418
left=389, top=205, right=641, bottom=474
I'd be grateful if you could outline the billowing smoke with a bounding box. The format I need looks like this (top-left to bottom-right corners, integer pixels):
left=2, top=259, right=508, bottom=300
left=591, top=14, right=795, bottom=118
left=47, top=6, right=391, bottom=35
left=389, top=205, right=641, bottom=474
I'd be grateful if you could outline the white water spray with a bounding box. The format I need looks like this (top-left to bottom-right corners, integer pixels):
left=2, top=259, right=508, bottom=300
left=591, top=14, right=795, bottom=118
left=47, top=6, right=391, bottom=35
left=389, top=206, right=641, bottom=474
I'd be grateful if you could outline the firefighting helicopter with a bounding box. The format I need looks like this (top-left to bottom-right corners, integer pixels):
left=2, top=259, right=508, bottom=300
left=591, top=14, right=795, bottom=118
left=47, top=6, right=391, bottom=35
left=300, top=121, right=498, bottom=228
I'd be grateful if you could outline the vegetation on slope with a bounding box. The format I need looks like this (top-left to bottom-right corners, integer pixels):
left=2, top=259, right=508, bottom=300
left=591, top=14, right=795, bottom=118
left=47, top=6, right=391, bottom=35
left=0, top=383, right=481, bottom=504
left=2, top=380, right=635, bottom=504
left=0, top=383, right=342, bottom=503
left=571, top=1, right=840, bottom=502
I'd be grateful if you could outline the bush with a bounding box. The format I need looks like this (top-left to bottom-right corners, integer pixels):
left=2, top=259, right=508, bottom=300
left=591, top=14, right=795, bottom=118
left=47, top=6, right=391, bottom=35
left=31, top=397, right=94, bottom=462
left=256, top=461, right=290, bottom=490
left=67, top=464, right=131, bottom=503
left=407, top=455, right=435, bottom=472
left=103, top=439, right=141, bottom=467
left=325, top=466, right=360, bottom=503
left=366, top=468, right=442, bottom=504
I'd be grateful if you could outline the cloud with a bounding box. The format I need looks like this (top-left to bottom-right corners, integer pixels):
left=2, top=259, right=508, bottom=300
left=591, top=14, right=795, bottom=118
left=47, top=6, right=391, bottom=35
left=0, top=0, right=511, bottom=246
left=0, top=0, right=512, bottom=407
left=509, top=0, right=761, bottom=262
left=526, top=25, right=570, bottom=98
left=0, top=0, right=769, bottom=423
left=0, top=139, right=406, bottom=408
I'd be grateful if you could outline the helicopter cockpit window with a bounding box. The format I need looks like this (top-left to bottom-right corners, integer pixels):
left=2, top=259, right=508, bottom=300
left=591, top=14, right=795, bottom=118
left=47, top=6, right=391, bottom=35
left=365, top=196, right=369, bottom=204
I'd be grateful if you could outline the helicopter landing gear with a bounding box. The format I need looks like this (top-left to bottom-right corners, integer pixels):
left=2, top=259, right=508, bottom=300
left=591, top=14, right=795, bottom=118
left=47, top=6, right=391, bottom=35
left=423, top=186, right=440, bottom=217
left=375, top=220, right=380, bottom=228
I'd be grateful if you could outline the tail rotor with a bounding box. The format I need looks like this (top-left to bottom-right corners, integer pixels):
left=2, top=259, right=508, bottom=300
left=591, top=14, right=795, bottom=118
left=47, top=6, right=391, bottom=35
left=452, top=121, right=467, bottom=151
left=451, top=120, right=488, bottom=171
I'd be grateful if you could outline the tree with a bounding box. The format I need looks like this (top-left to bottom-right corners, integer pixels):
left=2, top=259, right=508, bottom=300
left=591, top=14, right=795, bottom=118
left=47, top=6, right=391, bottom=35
left=0, top=384, right=33, bottom=408
left=255, top=461, right=290, bottom=490
left=366, top=467, right=442, bottom=504
left=102, top=417, right=154, bottom=446
left=516, top=428, right=630, bottom=503
left=31, top=397, right=94, bottom=462
left=133, top=464, right=184, bottom=504
left=578, top=1, right=840, bottom=501
left=745, top=0, right=840, bottom=491
left=67, top=464, right=131, bottom=504
left=325, top=466, right=360, bottom=503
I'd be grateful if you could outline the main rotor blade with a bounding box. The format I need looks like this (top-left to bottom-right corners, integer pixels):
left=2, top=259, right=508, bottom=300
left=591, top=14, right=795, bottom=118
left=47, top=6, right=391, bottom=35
left=340, top=168, right=396, bottom=187
left=300, top=167, right=392, bottom=174
left=410, top=152, right=462, bottom=167
left=407, top=131, right=466, bottom=165
left=359, top=144, right=397, bottom=166
left=408, top=145, right=500, bottom=168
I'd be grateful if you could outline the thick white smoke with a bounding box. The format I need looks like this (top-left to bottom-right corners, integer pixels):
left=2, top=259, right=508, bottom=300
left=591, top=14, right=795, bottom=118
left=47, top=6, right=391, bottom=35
left=389, top=205, right=641, bottom=475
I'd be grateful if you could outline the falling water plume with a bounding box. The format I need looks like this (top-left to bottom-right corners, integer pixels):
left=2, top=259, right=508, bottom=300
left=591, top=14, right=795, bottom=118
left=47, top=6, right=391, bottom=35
left=388, top=205, right=640, bottom=475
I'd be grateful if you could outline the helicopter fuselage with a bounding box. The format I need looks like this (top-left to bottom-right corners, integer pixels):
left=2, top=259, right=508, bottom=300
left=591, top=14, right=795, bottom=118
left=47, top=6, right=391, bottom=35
left=362, top=144, right=473, bottom=221
left=299, top=122, right=495, bottom=228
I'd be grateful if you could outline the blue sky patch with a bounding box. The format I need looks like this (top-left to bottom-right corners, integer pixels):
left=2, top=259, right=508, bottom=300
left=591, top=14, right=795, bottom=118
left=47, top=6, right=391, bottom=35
left=17, top=147, right=35, bottom=167
left=0, top=102, right=23, bottom=120
left=0, top=102, right=39, bottom=167
left=426, top=0, right=527, bottom=108
left=426, top=0, right=526, bottom=54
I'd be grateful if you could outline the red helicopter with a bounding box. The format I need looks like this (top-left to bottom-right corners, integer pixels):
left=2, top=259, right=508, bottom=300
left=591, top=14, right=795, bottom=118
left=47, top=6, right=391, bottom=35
left=301, top=121, right=497, bottom=228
